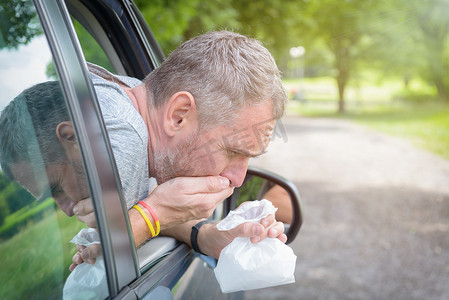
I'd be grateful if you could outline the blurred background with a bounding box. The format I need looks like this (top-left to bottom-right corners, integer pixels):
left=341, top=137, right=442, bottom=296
left=132, top=1, right=449, bottom=299
left=134, top=0, right=449, bottom=160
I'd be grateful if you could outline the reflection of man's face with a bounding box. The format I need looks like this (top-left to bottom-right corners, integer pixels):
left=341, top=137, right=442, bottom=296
left=153, top=101, right=275, bottom=187
left=10, top=159, right=90, bottom=216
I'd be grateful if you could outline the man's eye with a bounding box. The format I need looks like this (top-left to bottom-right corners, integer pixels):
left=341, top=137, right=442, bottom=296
left=226, top=150, right=238, bottom=158
left=50, top=185, right=63, bottom=196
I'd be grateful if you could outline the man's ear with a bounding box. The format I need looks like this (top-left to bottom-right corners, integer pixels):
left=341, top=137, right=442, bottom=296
left=56, top=121, right=77, bottom=148
left=163, top=91, right=197, bottom=137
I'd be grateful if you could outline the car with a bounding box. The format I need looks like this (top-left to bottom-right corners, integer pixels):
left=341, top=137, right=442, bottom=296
left=0, top=0, right=303, bottom=299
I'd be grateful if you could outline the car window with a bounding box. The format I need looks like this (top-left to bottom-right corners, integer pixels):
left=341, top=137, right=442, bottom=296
left=72, top=17, right=116, bottom=73
left=0, top=3, right=107, bottom=299
left=65, top=0, right=187, bottom=272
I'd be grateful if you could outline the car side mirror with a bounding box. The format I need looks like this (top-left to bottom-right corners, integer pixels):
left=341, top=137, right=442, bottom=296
left=225, top=166, right=303, bottom=244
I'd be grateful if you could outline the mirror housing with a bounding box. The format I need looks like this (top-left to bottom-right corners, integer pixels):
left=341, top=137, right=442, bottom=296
left=225, top=166, right=303, bottom=244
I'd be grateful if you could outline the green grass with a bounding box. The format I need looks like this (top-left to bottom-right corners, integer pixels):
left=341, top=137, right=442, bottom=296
left=350, top=104, right=449, bottom=159
left=288, top=98, right=449, bottom=160
left=284, top=76, right=449, bottom=160
left=0, top=207, right=86, bottom=299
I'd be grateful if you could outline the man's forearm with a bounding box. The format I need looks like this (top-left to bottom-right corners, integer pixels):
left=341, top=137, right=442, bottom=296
left=130, top=206, right=201, bottom=248
left=161, top=220, right=199, bottom=247
left=129, top=207, right=154, bottom=247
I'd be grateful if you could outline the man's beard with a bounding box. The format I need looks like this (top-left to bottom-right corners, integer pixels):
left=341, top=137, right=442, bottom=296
left=152, top=130, right=201, bottom=184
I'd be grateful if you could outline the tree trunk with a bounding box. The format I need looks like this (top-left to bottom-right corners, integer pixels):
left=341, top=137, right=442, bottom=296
left=337, top=78, right=346, bottom=113
left=333, top=41, right=350, bottom=114
left=335, top=65, right=349, bottom=113
left=434, top=77, right=449, bottom=102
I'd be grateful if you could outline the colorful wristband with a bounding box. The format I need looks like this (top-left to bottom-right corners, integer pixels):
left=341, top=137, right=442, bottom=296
left=138, top=201, right=160, bottom=236
left=133, top=205, right=156, bottom=238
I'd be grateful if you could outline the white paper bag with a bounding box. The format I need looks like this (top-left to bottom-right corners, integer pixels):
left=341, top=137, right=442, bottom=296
left=214, top=200, right=297, bottom=293
left=63, top=228, right=108, bottom=300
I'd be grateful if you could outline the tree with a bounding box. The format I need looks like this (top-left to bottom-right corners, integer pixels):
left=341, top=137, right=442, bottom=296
left=228, top=0, right=307, bottom=68
left=411, top=0, right=449, bottom=101
left=300, top=0, right=388, bottom=112
left=358, top=0, right=449, bottom=102
left=134, top=0, right=201, bottom=54
left=134, top=0, right=308, bottom=67
left=0, top=0, right=42, bottom=49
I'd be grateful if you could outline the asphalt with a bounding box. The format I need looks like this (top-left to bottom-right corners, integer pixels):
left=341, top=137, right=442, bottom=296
left=245, top=115, right=449, bottom=300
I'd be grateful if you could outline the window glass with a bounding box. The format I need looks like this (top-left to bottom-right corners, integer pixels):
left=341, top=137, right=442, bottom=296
left=0, top=2, right=107, bottom=299
left=71, top=17, right=115, bottom=73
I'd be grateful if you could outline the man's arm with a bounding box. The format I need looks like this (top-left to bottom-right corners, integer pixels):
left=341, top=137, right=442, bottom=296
left=162, top=214, right=287, bottom=259
left=71, top=206, right=286, bottom=269
left=70, top=175, right=234, bottom=268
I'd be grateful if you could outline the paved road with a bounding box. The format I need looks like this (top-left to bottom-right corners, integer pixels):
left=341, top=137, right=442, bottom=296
left=245, top=116, right=449, bottom=300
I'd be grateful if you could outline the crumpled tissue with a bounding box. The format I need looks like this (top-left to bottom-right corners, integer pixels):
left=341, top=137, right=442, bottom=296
left=214, top=199, right=297, bottom=293
left=63, top=228, right=108, bottom=300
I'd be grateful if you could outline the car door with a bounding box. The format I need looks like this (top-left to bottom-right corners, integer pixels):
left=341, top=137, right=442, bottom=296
left=61, top=0, right=240, bottom=299
left=0, top=0, right=144, bottom=298
left=1, top=0, right=240, bottom=298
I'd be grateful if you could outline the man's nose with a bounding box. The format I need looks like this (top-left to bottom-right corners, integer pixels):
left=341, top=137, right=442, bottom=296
left=221, top=157, right=250, bottom=188
left=53, top=195, right=75, bottom=217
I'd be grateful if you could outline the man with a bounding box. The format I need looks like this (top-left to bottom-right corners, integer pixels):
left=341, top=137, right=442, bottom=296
left=1, top=30, right=288, bottom=267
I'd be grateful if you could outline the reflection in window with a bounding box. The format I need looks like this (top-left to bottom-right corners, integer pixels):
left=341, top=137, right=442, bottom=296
left=0, top=3, right=106, bottom=299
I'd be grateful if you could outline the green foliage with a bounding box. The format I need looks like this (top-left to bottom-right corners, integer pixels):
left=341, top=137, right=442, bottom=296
left=134, top=0, right=201, bottom=54
left=0, top=173, right=10, bottom=225
left=183, top=0, right=239, bottom=40
left=0, top=197, right=55, bottom=239
left=236, top=176, right=265, bottom=207
left=0, top=172, right=34, bottom=215
left=47, top=18, right=115, bottom=77
left=134, top=0, right=306, bottom=61
left=289, top=76, right=449, bottom=160
left=352, top=104, right=449, bottom=160
left=228, top=0, right=307, bottom=67
left=4, top=181, right=35, bottom=213
left=46, top=60, right=57, bottom=79
left=0, top=196, right=8, bottom=226
left=72, top=18, right=114, bottom=71
left=360, top=0, right=449, bottom=102
left=410, top=0, right=449, bottom=101
left=393, top=89, right=438, bottom=104
left=297, top=0, right=390, bottom=111
left=0, top=0, right=42, bottom=49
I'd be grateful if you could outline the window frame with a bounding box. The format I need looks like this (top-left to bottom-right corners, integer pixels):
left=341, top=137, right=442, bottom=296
left=33, top=0, right=140, bottom=296
left=65, top=0, right=163, bottom=80
left=64, top=0, right=203, bottom=272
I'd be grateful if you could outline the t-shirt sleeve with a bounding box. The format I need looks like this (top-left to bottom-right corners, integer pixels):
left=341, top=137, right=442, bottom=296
left=103, top=114, right=147, bottom=208
left=94, top=85, right=149, bottom=209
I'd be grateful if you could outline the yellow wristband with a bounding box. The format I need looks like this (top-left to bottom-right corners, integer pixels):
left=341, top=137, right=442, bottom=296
left=138, top=201, right=160, bottom=236
left=133, top=205, right=156, bottom=238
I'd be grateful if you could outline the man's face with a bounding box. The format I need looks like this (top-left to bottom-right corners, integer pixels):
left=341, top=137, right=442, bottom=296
left=153, top=101, right=275, bottom=187
left=10, top=159, right=90, bottom=216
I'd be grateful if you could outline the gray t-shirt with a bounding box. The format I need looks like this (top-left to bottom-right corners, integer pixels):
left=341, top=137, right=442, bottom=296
left=89, top=64, right=153, bottom=209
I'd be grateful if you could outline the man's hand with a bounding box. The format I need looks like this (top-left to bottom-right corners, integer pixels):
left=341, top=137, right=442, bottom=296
left=69, top=243, right=102, bottom=272
left=146, top=176, right=233, bottom=229
left=197, top=214, right=287, bottom=259
left=73, top=198, right=96, bottom=228
left=131, top=176, right=234, bottom=246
